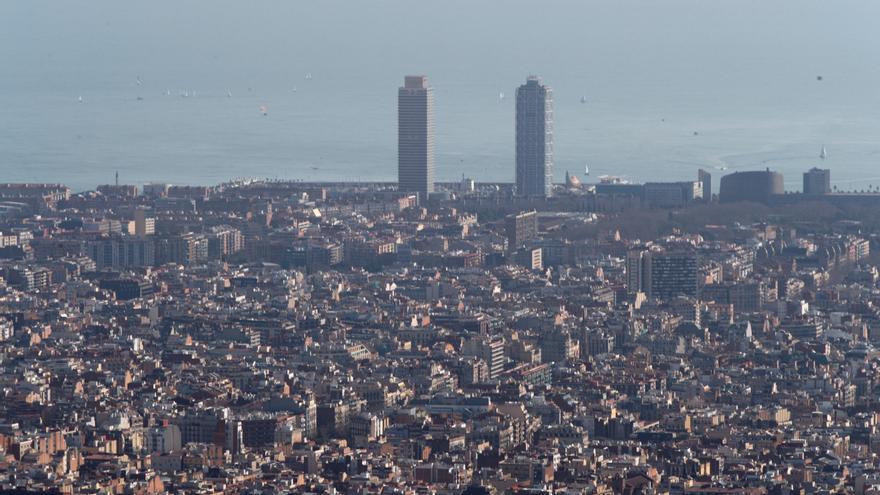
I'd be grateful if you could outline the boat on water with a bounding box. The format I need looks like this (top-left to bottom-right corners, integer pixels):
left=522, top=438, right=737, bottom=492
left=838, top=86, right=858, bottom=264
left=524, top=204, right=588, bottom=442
left=820, top=145, right=827, bottom=160
left=580, top=96, right=587, bottom=104
left=584, top=164, right=590, bottom=176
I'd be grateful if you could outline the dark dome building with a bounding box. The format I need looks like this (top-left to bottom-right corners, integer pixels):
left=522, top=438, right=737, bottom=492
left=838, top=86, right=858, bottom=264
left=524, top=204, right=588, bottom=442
left=719, top=169, right=784, bottom=204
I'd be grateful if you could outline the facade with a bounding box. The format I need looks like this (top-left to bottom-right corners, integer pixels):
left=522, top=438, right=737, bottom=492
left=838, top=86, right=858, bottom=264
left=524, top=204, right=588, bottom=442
left=398, top=75, right=435, bottom=199
left=207, top=226, right=244, bottom=260
left=97, top=184, right=138, bottom=198
left=143, top=183, right=170, bottom=197
left=626, top=248, right=650, bottom=294
left=462, top=336, right=506, bottom=380
left=131, top=208, right=155, bottom=236
left=0, top=183, right=70, bottom=212
left=514, top=247, right=543, bottom=270
left=702, top=282, right=766, bottom=313
left=648, top=251, right=699, bottom=300
left=98, top=278, right=154, bottom=300
left=82, top=236, right=156, bottom=269
left=84, top=219, right=124, bottom=235
left=515, top=76, right=553, bottom=197
left=156, top=233, right=208, bottom=265
left=2, top=265, right=51, bottom=291
left=803, top=167, right=831, bottom=195
left=698, top=169, right=712, bottom=201
left=505, top=210, right=538, bottom=251
left=144, top=425, right=182, bottom=454
left=719, top=170, right=784, bottom=204
left=644, top=181, right=703, bottom=208
left=540, top=329, right=576, bottom=364
left=175, top=410, right=229, bottom=446
left=241, top=417, right=278, bottom=449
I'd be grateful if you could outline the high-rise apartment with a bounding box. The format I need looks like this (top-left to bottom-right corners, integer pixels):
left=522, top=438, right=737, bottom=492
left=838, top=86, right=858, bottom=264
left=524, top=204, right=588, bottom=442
left=515, top=76, right=553, bottom=197
left=398, top=75, right=434, bottom=199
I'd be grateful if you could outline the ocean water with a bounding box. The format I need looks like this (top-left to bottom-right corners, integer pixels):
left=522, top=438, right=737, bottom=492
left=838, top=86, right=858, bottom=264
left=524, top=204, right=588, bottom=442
left=1, top=0, right=879, bottom=192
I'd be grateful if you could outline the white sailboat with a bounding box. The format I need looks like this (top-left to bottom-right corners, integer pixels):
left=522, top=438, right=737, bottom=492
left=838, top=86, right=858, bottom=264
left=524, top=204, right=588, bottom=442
left=584, top=164, right=590, bottom=176
left=580, top=96, right=587, bottom=104
left=498, top=92, right=505, bottom=101
left=820, top=145, right=827, bottom=160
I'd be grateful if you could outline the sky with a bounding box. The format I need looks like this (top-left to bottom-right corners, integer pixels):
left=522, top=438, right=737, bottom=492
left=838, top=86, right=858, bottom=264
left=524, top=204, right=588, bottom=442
left=1, top=0, right=878, bottom=191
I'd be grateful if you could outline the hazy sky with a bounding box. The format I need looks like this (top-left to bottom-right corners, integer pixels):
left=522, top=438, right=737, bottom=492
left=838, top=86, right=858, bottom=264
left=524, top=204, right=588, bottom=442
left=4, top=0, right=877, bottom=90
left=1, top=0, right=878, bottom=190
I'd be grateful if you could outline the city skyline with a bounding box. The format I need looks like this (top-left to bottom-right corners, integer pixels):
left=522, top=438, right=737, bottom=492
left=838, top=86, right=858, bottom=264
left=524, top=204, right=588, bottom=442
left=4, top=1, right=879, bottom=192
left=3, top=2, right=880, bottom=494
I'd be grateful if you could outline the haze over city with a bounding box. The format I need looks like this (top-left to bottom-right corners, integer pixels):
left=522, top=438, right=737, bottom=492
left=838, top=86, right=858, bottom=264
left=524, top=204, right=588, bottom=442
left=3, top=2, right=880, bottom=495
left=2, top=0, right=879, bottom=190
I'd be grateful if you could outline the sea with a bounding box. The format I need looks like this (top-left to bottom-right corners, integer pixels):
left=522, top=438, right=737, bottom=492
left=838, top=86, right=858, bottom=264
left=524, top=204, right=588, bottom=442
left=1, top=0, right=879, bottom=192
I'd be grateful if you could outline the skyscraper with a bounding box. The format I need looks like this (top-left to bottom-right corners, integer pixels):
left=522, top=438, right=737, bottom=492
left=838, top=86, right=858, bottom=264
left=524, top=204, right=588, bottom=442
left=516, top=76, right=553, bottom=197
left=398, top=75, right=434, bottom=199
